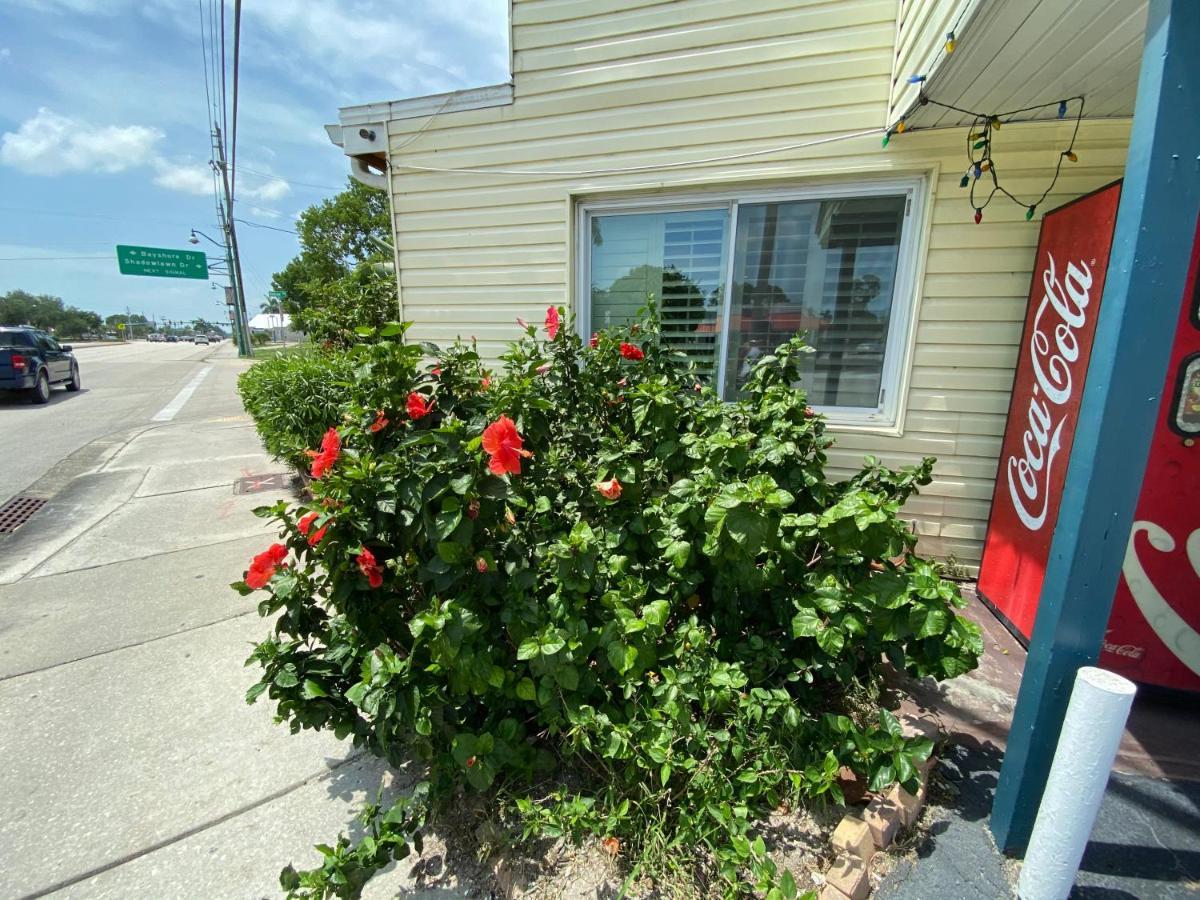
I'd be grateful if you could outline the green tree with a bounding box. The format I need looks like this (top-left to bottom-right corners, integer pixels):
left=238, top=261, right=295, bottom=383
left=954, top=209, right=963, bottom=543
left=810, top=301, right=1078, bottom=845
left=270, top=178, right=393, bottom=337
left=1, top=289, right=103, bottom=336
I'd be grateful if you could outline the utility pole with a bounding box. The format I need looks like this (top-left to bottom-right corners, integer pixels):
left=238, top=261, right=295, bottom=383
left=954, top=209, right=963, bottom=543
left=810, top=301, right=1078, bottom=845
left=212, top=125, right=251, bottom=358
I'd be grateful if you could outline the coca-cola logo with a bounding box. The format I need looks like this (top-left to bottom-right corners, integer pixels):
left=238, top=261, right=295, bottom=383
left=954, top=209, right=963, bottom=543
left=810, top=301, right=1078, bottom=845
left=1122, top=521, right=1200, bottom=677
left=1102, top=631, right=1145, bottom=660
left=1006, top=253, right=1094, bottom=531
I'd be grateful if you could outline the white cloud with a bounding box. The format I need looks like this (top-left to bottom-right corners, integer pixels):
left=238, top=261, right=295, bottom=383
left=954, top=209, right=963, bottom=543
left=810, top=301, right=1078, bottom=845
left=152, top=161, right=214, bottom=195
left=1, top=107, right=163, bottom=175
left=242, top=176, right=291, bottom=202
left=0, top=48, right=11, bottom=60
left=246, top=206, right=283, bottom=220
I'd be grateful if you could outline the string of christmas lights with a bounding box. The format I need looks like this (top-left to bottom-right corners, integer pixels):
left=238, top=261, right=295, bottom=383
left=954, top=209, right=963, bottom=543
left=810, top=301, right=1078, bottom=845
left=884, top=26, right=1086, bottom=224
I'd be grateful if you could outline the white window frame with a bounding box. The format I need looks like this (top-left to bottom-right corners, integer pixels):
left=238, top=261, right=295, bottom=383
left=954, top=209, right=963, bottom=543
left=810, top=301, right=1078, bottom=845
left=575, top=177, right=924, bottom=429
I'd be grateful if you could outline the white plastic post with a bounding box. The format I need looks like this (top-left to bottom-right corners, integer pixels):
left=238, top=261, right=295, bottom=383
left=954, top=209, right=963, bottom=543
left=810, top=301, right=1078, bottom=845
left=1017, top=666, right=1137, bottom=900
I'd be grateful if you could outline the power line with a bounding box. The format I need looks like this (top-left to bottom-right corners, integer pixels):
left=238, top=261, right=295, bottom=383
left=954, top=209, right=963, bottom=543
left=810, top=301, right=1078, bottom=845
left=0, top=256, right=113, bottom=261
left=236, top=165, right=346, bottom=193
left=230, top=0, right=241, bottom=201
left=233, top=217, right=298, bottom=235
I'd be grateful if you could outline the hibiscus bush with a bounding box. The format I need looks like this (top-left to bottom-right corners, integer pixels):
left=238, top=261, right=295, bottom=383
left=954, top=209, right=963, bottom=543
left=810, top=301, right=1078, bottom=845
left=237, top=307, right=981, bottom=898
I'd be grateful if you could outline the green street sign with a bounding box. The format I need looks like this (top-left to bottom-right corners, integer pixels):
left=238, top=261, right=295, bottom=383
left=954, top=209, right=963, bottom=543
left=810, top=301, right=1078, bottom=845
left=269, top=290, right=287, bottom=300
left=116, top=245, right=209, bottom=280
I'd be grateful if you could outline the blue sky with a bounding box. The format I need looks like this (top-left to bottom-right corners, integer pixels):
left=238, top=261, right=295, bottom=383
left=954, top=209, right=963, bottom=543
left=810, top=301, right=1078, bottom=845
left=0, top=0, right=509, bottom=326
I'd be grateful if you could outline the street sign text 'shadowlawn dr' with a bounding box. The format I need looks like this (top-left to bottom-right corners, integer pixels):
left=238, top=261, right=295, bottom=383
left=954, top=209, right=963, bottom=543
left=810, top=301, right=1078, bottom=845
left=116, top=245, right=209, bottom=280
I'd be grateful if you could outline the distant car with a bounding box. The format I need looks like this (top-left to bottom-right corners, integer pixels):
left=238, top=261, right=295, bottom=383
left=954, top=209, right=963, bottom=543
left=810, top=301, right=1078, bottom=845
left=207, top=333, right=221, bottom=342
left=166, top=335, right=178, bottom=343
left=0, top=326, right=81, bottom=403
left=194, top=334, right=210, bottom=346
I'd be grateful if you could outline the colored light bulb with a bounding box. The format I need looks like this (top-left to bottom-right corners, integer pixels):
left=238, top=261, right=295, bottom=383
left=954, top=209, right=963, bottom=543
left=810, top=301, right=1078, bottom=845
left=973, top=139, right=988, bottom=150
left=1058, top=100, right=1068, bottom=119
left=974, top=209, right=983, bottom=224
left=896, top=119, right=907, bottom=134
left=1026, top=205, right=1036, bottom=221
left=907, top=74, right=926, bottom=84
left=980, top=161, right=991, bottom=172
left=1063, top=150, right=1078, bottom=162
left=974, top=163, right=982, bottom=178
left=959, top=173, right=970, bottom=188
left=990, top=116, right=1002, bottom=129
left=882, top=132, right=890, bottom=148
left=945, top=32, right=957, bottom=54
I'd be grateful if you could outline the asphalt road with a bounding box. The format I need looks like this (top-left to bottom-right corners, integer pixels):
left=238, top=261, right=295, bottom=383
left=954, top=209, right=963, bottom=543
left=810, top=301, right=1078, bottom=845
left=0, top=340, right=234, bottom=505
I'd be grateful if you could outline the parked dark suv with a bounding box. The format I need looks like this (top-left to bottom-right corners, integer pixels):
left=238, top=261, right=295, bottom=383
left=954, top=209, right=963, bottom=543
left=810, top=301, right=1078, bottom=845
left=0, top=326, right=81, bottom=403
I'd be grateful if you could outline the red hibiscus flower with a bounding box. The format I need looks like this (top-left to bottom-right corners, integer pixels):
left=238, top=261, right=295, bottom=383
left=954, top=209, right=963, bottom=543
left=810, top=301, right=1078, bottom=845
left=369, top=410, right=389, bottom=433
left=536, top=362, right=551, bottom=376
left=356, top=546, right=383, bottom=589
left=595, top=477, right=622, bottom=500
left=481, top=375, right=492, bottom=390
left=516, top=317, right=528, bottom=330
left=245, top=543, right=287, bottom=590
left=407, top=392, right=433, bottom=420
left=308, top=523, right=329, bottom=546
left=307, top=428, right=341, bottom=479
left=432, top=367, right=442, bottom=377
left=298, top=512, right=319, bottom=535
left=589, top=333, right=599, bottom=349
left=482, top=415, right=532, bottom=476
left=545, top=305, right=560, bottom=340
left=475, top=557, right=489, bottom=573
left=619, top=342, right=644, bottom=361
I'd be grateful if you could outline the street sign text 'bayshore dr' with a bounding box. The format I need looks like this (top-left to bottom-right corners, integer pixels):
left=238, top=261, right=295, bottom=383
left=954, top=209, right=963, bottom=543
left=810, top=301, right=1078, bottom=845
left=116, top=245, right=209, bottom=280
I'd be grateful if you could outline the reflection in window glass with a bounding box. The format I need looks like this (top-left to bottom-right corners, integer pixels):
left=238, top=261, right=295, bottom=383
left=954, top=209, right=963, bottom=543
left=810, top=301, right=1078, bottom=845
left=1175, top=356, right=1200, bottom=435
left=722, top=196, right=906, bottom=406
left=589, top=209, right=729, bottom=377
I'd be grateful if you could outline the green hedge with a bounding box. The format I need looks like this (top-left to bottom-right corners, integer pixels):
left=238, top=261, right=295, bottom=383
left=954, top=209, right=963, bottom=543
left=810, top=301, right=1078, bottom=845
left=238, top=348, right=357, bottom=472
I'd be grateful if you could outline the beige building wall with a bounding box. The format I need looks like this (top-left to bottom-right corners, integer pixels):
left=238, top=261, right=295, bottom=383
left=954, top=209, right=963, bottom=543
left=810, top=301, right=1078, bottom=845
left=361, top=0, right=1130, bottom=568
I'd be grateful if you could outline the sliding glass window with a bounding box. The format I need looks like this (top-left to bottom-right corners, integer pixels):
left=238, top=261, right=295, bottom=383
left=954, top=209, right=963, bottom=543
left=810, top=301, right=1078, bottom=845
left=579, top=181, right=919, bottom=426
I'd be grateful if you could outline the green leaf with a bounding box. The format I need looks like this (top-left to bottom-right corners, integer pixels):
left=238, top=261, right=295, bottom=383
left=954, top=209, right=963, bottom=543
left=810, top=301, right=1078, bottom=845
left=791, top=607, right=821, bottom=638
left=779, top=869, right=798, bottom=899
left=516, top=677, right=536, bottom=700
left=869, top=763, right=895, bottom=793
left=641, top=599, right=670, bottom=628
left=815, top=626, right=844, bottom=656
left=437, top=541, right=467, bottom=564
left=379, top=322, right=405, bottom=337
left=516, top=639, right=540, bottom=661
left=449, top=473, right=473, bottom=495
left=554, top=665, right=579, bottom=691
left=301, top=679, right=329, bottom=699
left=880, top=709, right=904, bottom=739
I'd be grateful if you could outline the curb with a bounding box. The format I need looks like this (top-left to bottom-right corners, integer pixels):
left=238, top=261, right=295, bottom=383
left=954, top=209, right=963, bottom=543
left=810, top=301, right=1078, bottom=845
left=818, top=713, right=939, bottom=900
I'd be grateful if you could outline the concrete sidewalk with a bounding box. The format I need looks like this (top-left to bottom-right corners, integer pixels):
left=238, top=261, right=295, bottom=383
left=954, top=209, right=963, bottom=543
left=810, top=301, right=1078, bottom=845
left=0, top=356, right=396, bottom=899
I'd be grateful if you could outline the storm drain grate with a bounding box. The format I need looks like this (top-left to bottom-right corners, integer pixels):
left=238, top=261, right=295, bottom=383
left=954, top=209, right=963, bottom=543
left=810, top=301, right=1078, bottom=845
left=0, top=496, right=47, bottom=533
left=234, top=473, right=292, bottom=495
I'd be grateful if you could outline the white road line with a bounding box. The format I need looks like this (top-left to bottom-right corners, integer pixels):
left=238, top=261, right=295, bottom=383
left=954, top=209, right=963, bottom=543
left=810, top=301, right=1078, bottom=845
left=151, top=366, right=213, bottom=422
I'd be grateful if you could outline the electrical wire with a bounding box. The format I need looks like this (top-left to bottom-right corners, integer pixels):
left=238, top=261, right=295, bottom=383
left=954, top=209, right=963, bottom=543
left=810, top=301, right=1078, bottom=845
left=230, top=0, right=241, bottom=201
left=388, top=128, right=887, bottom=178
left=235, top=166, right=346, bottom=193
left=233, top=217, right=298, bottom=235
left=219, top=0, right=228, bottom=144
left=0, top=256, right=114, bottom=261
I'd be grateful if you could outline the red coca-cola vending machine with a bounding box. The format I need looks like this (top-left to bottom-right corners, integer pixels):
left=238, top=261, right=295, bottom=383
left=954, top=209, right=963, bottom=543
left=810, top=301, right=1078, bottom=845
left=978, top=179, right=1200, bottom=692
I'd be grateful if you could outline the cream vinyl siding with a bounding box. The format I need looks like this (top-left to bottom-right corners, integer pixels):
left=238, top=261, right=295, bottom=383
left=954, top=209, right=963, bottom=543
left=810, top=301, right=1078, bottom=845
left=369, top=0, right=1130, bottom=569
left=888, top=0, right=981, bottom=126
